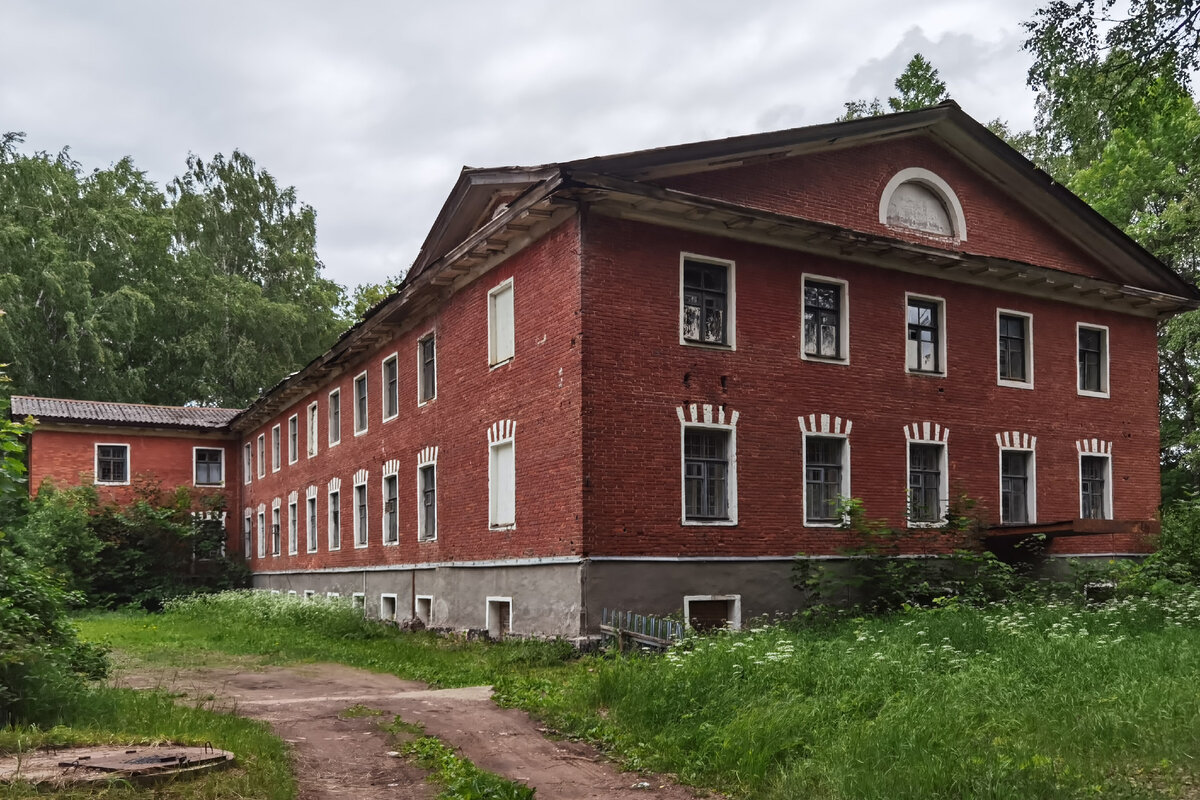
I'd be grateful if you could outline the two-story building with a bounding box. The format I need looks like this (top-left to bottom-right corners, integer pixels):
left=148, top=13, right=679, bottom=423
left=14, top=102, right=1199, bottom=637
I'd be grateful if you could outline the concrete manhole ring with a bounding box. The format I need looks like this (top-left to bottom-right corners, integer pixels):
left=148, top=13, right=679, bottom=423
left=0, top=744, right=235, bottom=786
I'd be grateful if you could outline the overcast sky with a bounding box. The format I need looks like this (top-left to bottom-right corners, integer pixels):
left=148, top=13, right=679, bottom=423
left=3, top=1, right=1043, bottom=291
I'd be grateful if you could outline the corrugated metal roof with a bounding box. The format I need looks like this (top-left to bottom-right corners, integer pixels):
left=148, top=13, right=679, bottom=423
left=10, top=396, right=241, bottom=430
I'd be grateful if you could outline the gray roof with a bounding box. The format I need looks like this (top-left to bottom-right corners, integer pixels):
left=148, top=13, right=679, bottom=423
left=10, top=396, right=241, bottom=430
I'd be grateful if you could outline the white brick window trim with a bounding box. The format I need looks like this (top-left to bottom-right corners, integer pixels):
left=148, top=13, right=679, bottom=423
left=678, top=404, right=739, bottom=527
left=996, top=430, right=1037, bottom=525
left=488, top=421, right=517, bottom=530
left=904, top=422, right=951, bottom=527
left=799, top=414, right=852, bottom=527
left=1076, top=439, right=1114, bottom=519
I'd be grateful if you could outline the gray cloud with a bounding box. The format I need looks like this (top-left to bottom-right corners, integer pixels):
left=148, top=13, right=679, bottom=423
left=3, top=0, right=1044, bottom=289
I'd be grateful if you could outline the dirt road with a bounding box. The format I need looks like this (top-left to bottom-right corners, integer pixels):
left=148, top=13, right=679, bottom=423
left=119, top=662, right=708, bottom=800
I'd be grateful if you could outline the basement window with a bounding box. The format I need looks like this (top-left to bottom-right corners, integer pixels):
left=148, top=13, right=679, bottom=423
left=380, top=593, right=398, bottom=621
left=487, top=597, right=512, bottom=639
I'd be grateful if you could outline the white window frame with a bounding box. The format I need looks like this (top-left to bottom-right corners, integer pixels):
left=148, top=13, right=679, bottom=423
left=287, top=590, right=297, bottom=597
left=486, top=596, right=513, bottom=639
left=242, top=509, right=252, bottom=559
left=193, top=446, right=224, bottom=487
left=257, top=434, right=266, bottom=478
left=802, top=432, right=851, bottom=528
left=683, top=594, right=743, bottom=631
left=417, top=449, right=438, bottom=542
left=415, top=594, right=433, bottom=626
left=306, top=488, right=319, bottom=554
left=488, top=277, right=515, bottom=367
left=679, top=253, right=737, bottom=351
left=380, top=593, right=398, bottom=621
left=906, top=439, right=949, bottom=528
left=353, top=470, right=369, bottom=548
left=256, top=507, right=266, bottom=558
left=94, top=443, right=131, bottom=486
left=354, top=371, right=369, bottom=435
left=352, top=592, right=365, bottom=613
left=904, top=293, right=947, bottom=377
left=271, top=424, right=281, bottom=472
left=417, top=331, right=437, bottom=406
left=283, top=414, right=295, bottom=465
left=1078, top=450, right=1113, bottom=520
left=1076, top=322, right=1110, bottom=399
left=328, top=478, right=342, bottom=551
left=680, top=418, right=738, bottom=527
left=998, top=442, right=1037, bottom=525
left=381, top=353, right=399, bottom=423
left=307, top=401, right=319, bottom=458
left=304, top=589, right=316, bottom=600
left=801, top=273, right=850, bottom=365
left=488, top=423, right=516, bottom=530
left=328, top=388, right=341, bottom=447
left=271, top=501, right=281, bottom=556
left=381, top=462, right=400, bottom=546
left=243, top=443, right=252, bottom=485
left=997, top=308, right=1034, bottom=390
left=287, top=495, right=298, bottom=555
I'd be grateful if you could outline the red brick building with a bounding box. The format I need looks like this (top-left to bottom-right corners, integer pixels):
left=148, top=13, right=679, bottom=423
left=13, top=103, right=1199, bottom=637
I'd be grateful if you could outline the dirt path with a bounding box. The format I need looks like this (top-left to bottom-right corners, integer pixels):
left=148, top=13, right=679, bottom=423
left=118, top=662, right=709, bottom=800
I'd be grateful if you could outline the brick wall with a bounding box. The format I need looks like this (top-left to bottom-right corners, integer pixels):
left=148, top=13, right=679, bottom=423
left=579, top=213, right=1160, bottom=558
left=658, top=135, right=1114, bottom=283
left=238, top=217, right=586, bottom=573
left=29, top=428, right=237, bottom=512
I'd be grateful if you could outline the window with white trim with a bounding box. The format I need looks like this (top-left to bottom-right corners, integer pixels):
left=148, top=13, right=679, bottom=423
left=488, top=278, right=515, bottom=366
left=486, top=597, right=512, bottom=639
left=802, top=275, right=848, bottom=363
left=243, top=509, right=252, bottom=559
left=418, top=334, right=436, bottom=404
left=256, top=507, right=266, bottom=558
left=287, top=495, right=298, bottom=555
left=488, top=421, right=516, bottom=529
left=879, top=168, right=967, bottom=240
left=382, top=354, right=399, bottom=421
left=328, top=389, right=341, bottom=446
left=382, top=471, right=399, bottom=545
left=679, top=404, right=738, bottom=525
left=243, top=443, right=252, bottom=485
left=271, top=503, right=281, bottom=556
left=1080, top=454, right=1111, bottom=519
left=271, top=424, right=281, bottom=472
left=194, top=447, right=223, bottom=486
left=908, top=443, right=946, bottom=524
left=418, top=463, right=437, bottom=542
left=681, top=255, right=735, bottom=348
left=307, top=402, right=319, bottom=457
left=328, top=480, right=342, bottom=550
left=805, top=437, right=847, bottom=523
left=306, top=490, right=319, bottom=553
left=257, top=434, right=265, bottom=478
left=997, top=310, right=1033, bottom=388
left=353, top=472, right=368, bottom=547
left=1000, top=449, right=1035, bottom=524
left=906, top=295, right=945, bottom=375
left=354, top=372, right=368, bottom=434
left=288, top=415, right=298, bottom=464
left=1078, top=323, right=1109, bottom=397
left=95, top=444, right=129, bottom=485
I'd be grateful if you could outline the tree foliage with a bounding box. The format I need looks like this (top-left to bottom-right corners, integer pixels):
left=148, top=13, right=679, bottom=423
left=840, top=53, right=949, bottom=121
left=0, top=135, right=346, bottom=408
left=1023, top=2, right=1200, bottom=502
left=1025, top=0, right=1200, bottom=174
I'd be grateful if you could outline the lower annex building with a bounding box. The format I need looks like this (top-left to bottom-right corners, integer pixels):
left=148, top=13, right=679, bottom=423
left=13, top=102, right=1200, bottom=638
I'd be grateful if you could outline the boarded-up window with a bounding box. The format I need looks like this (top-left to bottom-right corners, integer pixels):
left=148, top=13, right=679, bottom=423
left=489, top=280, right=515, bottom=365
left=490, top=440, right=515, bottom=528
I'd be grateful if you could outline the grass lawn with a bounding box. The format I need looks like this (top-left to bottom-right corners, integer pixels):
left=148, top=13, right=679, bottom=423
left=0, top=686, right=292, bottom=800
left=19, top=588, right=1200, bottom=799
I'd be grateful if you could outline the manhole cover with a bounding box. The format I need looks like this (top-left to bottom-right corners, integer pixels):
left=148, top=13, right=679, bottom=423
left=0, top=744, right=235, bottom=786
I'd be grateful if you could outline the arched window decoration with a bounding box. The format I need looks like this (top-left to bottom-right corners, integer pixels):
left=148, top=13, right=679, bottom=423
left=878, top=168, right=967, bottom=241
